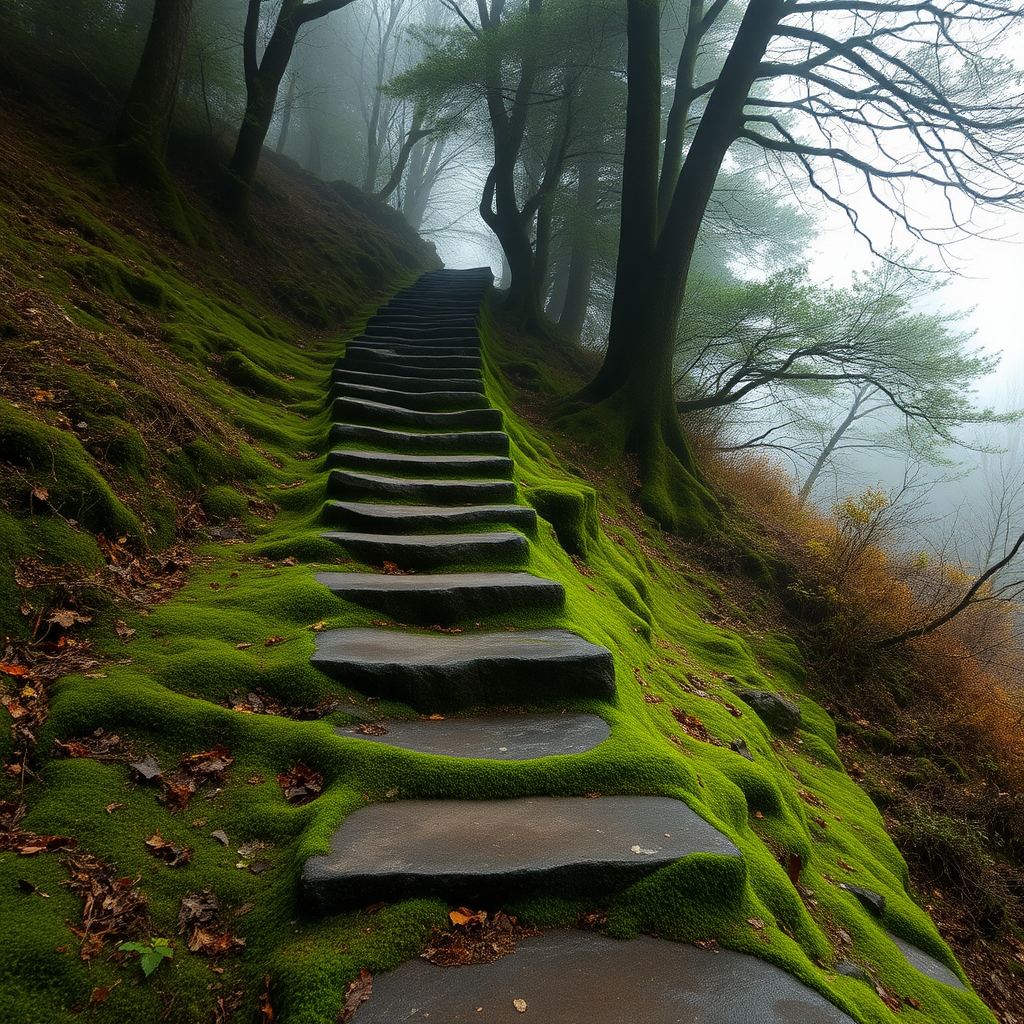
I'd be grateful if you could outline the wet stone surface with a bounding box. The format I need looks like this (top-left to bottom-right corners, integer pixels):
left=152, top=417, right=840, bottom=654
left=335, top=712, right=611, bottom=760
left=302, top=796, right=741, bottom=909
left=887, top=932, right=967, bottom=991
left=348, top=931, right=857, bottom=1023
left=312, top=627, right=614, bottom=708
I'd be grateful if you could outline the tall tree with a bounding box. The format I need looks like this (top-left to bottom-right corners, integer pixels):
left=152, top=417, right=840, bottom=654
left=567, top=0, right=1024, bottom=533
left=226, top=0, right=358, bottom=219
left=113, top=0, right=196, bottom=167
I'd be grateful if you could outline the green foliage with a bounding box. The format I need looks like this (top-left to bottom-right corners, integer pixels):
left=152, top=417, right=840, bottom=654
left=118, top=937, right=175, bottom=977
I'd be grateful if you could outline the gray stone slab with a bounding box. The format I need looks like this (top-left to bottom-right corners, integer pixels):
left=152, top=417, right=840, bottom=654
left=314, top=570, right=563, bottom=621
left=333, top=397, right=501, bottom=432
left=362, top=325, right=480, bottom=342
left=323, top=500, right=536, bottom=534
left=327, top=469, right=516, bottom=505
left=333, top=369, right=486, bottom=394
left=327, top=450, right=513, bottom=479
left=335, top=713, right=611, bottom=759
left=331, top=382, right=491, bottom=412
left=322, top=530, right=528, bottom=570
left=328, top=424, right=509, bottom=456
left=302, top=795, right=740, bottom=909
left=350, top=931, right=856, bottom=1024
left=348, top=337, right=480, bottom=356
left=337, top=357, right=482, bottom=380
left=342, top=348, right=483, bottom=369
left=311, top=627, right=614, bottom=708
left=887, top=933, right=967, bottom=991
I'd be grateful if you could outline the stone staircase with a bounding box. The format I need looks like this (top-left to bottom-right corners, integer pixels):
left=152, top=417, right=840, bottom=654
left=301, top=268, right=859, bottom=1022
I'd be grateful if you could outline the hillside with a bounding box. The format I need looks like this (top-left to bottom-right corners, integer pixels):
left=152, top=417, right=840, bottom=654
left=0, top=47, right=1020, bottom=1024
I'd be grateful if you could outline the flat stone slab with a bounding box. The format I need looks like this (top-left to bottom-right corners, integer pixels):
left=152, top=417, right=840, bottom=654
left=323, top=500, right=536, bottom=534
left=311, top=627, right=614, bottom=708
left=328, top=469, right=516, bottom=505
left=334, top=713, right=610, bottom=759
left=887, top=933, right=967, bottom=991
left=328, top=424, right=509, bottom=456
left=350, top=931, right=856, bottom=1023
left=327, top=450, right=513, bottom=479
left=314, top=570, right=564, bottom=621
left=322, top=530, right=528, bottom=570
left=331, top=382, right=490, bottom=412
left=347, top=338, right=480, bottom=357
left=302, top=795, right=740, bottom=908
left=337, top=357, right=483, bottom=380
left=341, top=348, right=483, bottom=369
left=334, top=369, right=486, bottom=394
left=333, top=397, right=501, bottom=432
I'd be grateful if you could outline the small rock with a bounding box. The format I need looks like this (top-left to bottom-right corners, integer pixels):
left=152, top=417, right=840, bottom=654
left=838, top=883, right=886, bottom=918
left=730, top=738, right=754, bottom=761
left=834, top=960, right=871, bottom=983
left=738, top=690, right=801, bottom=732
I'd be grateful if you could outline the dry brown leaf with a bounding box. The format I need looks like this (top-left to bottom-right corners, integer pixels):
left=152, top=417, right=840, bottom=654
left=337, top=970, right=373, bottom=1023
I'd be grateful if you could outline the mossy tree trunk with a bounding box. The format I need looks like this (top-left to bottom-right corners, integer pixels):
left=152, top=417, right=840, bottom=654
left=113, top=0, right=196, bottom=165
left=567, top=0, right=784, bottom=533
left=225, top=0, right=356, bottom=221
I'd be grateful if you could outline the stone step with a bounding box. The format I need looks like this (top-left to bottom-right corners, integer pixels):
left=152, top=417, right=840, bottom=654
left=341, top=348, right=483, bottom=370
left=323, top=500, right=536, bottom=534
left=322, top=530, right=528, bottom=570
left=363, top=324, right=480, bottom=342
left=312, top=627, right=614, bottom=709
left=351, top=931, right=857, bottom=1024
left=334, top=713, right=611, bottom=760
left=366, top=316, right=477, bottom=332
left=333, top=369, right=486, bottom=394
left=328, top=469, right=515, bottom=505
left=330, top=382, right=490, bottom=413
left=347, top=338, right=480, bottom=357
left=336, top=358, right=483, bottom=381
left=302, top=795, right=741, bottom=909
left=313, top=570, right=563, bottom=621
left=327, top=450, right=513, bottom=479
left=328, top=424, right=509, bottom=456
left=332, top=397, right=502, bottom=432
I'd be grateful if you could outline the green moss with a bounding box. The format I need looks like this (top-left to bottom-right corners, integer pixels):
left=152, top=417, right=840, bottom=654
left=0, top=400, right=144, bottom=544
left=202, top=484, right=249, bottom=522
left=526, top=483, right=601, bottom=557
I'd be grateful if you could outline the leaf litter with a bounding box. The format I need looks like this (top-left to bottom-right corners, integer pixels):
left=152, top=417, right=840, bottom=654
left=421, top=907, right=539, bottom=967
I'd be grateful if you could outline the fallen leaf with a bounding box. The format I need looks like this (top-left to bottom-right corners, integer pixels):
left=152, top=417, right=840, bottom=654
left=277, top=764, right=323, bottom=805
left=31, top=485, right=50, bottom=501
left=337, top=970, right=373, bottom=1023
left=0, top=663, right=30, bottom=676
left=211, top=829, right=230, bottom=846
left=145, top=833, right=193, bottom=867
left=113, top=620, right=136, bottom=641
left=839, top=858, right=855, bottom=873
left=46, top=609, right=92, bottom=629
left=235, top=642, right=253, bottom=650
left=264, top=636, right=285, bottom=647
left=258, top=973, right=274, bottom=1023
left=747, top=918, right=765, bottom=930
left=89, top=980, right=121, bottom=1007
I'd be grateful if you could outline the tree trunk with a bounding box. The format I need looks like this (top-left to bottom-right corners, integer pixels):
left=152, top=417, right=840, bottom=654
left=558, top=154, right=599, bottom=337
left=113, top=0, right=196, bottom=163
left=275, top=71, right=297, bottom=154
left=798, top=385, right=872, bottom=505
left=564, top=0, right=785, bottom=532
left=225, top=0, right=354, bottom=220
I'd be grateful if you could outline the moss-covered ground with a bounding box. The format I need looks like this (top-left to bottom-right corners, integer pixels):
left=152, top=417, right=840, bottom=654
left=0, top=41, right=1004, bottom=1024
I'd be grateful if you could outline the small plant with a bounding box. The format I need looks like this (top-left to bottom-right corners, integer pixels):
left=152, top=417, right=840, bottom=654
left=118, top=937, right=174, bottom=977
